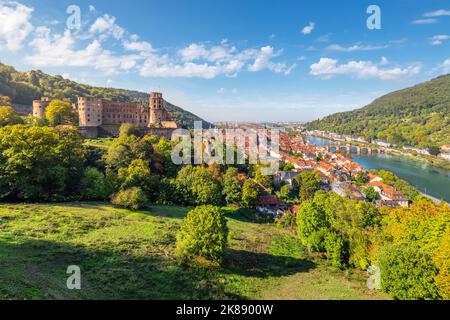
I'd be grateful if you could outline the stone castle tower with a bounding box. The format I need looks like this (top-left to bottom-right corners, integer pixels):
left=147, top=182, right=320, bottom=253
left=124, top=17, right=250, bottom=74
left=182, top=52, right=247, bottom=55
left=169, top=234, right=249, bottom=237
left=32, top=97, right=53, bottom=118
left=149, top=92, right=165, bottom=127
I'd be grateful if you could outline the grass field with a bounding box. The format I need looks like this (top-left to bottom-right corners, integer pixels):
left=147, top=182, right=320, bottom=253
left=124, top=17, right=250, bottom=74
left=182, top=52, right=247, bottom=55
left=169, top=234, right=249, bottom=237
left=0, top=203, right=389, bottom=300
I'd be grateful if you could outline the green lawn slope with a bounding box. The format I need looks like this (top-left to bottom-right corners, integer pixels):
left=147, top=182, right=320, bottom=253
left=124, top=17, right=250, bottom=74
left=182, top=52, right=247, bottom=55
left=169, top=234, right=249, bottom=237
left=0, top=203, right=388, bottom=300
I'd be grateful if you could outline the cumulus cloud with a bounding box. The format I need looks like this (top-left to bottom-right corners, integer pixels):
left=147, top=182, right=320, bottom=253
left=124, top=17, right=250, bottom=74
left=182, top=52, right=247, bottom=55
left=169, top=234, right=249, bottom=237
left=26, top=28, right=140, bottom=75
left=310, top=58, right=421, bottom=80
left=17, top=5, right=293, bottom=79
left=139, top=44, right=295, bottom=78
left=89, top=14, right=125, bottom=40
left=429, top=35, right=449, bottom=45
left=301, top=22, right=315, bottom=35
left=0, top=2, right=33, bottom=51
left=326, top=44, right=389, bottom=52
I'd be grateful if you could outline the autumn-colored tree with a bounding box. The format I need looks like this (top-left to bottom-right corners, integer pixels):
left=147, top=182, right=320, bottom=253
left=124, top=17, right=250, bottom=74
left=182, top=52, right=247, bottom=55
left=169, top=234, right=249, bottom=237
left=45, top=100, right=77, bottom=126
left=0, top=106, right=23, bottom=126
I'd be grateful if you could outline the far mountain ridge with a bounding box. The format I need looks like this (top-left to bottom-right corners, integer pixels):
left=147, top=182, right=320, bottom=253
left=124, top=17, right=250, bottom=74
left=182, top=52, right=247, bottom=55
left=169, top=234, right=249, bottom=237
left=306, top=74, right=450, bottom=148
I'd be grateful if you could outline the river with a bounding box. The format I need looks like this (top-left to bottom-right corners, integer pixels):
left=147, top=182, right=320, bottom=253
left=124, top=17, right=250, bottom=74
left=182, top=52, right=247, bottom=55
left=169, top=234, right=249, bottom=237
left=304, top=136, right=450, bottom=203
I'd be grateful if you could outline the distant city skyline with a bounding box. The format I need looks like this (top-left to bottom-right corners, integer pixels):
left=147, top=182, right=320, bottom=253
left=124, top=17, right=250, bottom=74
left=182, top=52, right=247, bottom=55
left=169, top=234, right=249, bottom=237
left=1, top=0, right=449, bottom=122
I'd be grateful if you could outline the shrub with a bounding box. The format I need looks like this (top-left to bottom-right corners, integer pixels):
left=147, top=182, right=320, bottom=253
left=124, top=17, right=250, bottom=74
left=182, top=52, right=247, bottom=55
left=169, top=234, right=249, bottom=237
left=176, top=205, right=229, bottom=264
left=377, top=244, right=440, bottom=300
left=111, top=187, right=148, bottom=210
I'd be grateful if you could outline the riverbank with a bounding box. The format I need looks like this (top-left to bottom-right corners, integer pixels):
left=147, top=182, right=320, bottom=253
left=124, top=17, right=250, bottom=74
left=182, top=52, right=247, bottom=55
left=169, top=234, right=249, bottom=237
left=304, top=135, right=450, bottom=203
left=305, top=133, right=450, bottom=171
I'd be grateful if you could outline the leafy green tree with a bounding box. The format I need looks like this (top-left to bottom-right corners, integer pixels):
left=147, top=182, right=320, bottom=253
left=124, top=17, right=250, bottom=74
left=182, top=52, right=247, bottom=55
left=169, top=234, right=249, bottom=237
left=174, top=166, right=223, bottom=206
left=295, top=171, right=321, bottom=202
left=104, top=134, right=139, bottom=171
left=81, top=167, right=110, bottom=200
left=118, top=159, right=159, bottom=200
left=324, top=231, right=348, bottom=270
left=254, top=165, right=273, bottom=191
left=119, top=123, right=140, bottom=137
left=222, top=167, right=242, bottom=205
left=362, top=186, right=378, bottom=202
left=241, top=179, right=260, bottom=209
left=45, top=100, right=77, bottom=126
left=279, top=184, right=293, bottom=200
left=111, top=187, right=148, bottom=210
left=176, top=205, right=228, bottom=264
left=296, top=199, right=329, bottom=251
left=0, top=125, right=86, bottom=201
left=377, top=244, right=440, bottom=300
left=353, top=171, right=368, bottom=186
left=0, top=106, right=23, bottom=126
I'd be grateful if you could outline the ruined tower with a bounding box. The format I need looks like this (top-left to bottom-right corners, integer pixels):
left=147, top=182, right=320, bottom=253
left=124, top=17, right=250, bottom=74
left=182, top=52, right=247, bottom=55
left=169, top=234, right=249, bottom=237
left=32, top=97, right=52, bottom=118
left=149, top=92, right=165, bottom=127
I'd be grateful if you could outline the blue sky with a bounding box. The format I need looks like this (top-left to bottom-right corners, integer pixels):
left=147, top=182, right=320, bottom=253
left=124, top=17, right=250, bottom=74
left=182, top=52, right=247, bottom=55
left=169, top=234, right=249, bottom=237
left=0, top=0, right=449, bottom=122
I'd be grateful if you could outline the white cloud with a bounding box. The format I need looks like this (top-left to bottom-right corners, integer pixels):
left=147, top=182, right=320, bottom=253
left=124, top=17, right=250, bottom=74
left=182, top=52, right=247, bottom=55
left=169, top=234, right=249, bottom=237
left=424, top=9, right=450, bottom=17
left=435, top=58, right=450, bottom=74
left=89, top=14, right=124, bottom=40
left=26, top=29, right=140, bottom=75
left=123, top=40, right=154, bottom=53
left=0, top=2, right=33, bottom=51
left=310, top=58, right=421, bottom=80
left=248, top=46, right=296, bottom=75
left=429, top=35, right=449, bottom=45
left=140, top=43, right=295, bottom=78
left=412, top=18, right=438, bottom=25
left=326, top=44, right=389, bottom=52
left=20, top=7, right=292, bottom=79
left=217, top=88, right=225, bottom=94
left=231, top=88, right=238, bottom=94
left=89, top=5, right=96, bottom=12
left=178, top=43, right=236, bottom=63
left=301, top=22, right=315, bottom=35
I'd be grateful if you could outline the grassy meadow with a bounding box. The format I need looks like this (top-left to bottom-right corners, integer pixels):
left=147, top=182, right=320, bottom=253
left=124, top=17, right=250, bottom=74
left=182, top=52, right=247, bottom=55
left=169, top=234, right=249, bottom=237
left=0, top=203, right=389, bottom=300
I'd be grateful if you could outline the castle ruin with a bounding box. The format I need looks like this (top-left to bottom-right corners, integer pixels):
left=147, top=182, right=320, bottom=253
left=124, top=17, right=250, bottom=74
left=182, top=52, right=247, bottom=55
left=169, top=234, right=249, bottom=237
left=32, top=92, right=178, bottom=138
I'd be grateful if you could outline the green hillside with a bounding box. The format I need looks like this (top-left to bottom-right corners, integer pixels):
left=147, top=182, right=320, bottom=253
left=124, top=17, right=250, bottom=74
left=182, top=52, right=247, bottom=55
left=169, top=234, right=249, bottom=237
left=0, top=62, right=211, bottom=128
left=0, top=203, right=387, bottom=300
left=306, top=75, right=450, bottom=148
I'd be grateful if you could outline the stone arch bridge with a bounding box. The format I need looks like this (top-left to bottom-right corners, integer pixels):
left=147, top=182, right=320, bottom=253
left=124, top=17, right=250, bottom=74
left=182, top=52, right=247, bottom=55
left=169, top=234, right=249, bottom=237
left=324, top=144, right=385, bottom=155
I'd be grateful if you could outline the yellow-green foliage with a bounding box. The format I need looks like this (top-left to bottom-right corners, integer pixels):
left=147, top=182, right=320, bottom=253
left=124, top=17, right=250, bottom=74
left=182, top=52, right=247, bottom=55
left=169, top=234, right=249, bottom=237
left=375, top=200, right=450, bottom=299
left=176, top=205, right=228, bottom=264
left=0, top=106, right=22, bottom=126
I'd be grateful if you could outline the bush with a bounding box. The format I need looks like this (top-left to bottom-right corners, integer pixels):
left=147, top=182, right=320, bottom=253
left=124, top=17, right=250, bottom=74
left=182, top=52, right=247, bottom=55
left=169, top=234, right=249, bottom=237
left=176, top=205, right=229, bottom=264
left=111, top=187, right=148, bottom=210
left=377, top=244, right=440, bottom=300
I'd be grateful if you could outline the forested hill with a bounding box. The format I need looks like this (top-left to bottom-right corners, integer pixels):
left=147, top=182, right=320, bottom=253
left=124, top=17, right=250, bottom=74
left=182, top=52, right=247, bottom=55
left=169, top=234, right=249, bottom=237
left=306, top=74, right=450, bottom=148
left=0, top=62, right=211, bottom=128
